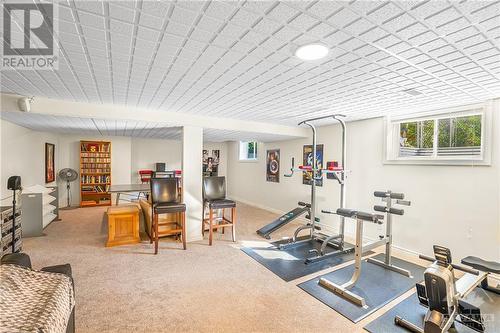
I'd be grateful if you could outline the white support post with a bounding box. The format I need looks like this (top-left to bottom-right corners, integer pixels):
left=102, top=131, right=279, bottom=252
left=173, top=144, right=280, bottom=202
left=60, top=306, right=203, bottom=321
left=182, top=126, right=203, bottom=242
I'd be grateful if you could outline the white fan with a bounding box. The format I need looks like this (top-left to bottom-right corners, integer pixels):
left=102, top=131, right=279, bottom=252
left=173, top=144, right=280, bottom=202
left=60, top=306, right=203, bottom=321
left=58, top=168, right=78, bottom=209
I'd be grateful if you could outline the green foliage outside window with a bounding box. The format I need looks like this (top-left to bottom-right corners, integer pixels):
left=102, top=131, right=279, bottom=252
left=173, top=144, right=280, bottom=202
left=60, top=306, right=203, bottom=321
left=247, top=141, right=257, bottom=159
left=438, top=115, right=481, bottom=148
left=400, top=120, right=434, bottom=148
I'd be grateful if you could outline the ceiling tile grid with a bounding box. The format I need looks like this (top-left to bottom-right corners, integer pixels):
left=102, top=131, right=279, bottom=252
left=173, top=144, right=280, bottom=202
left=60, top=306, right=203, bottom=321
left=1, top=0, right=499, bottom=132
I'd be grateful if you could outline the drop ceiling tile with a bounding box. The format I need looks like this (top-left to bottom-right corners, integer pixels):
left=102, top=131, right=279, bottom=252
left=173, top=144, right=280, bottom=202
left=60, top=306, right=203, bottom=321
left=78, top=11, right=106, bottom=29
left=267, top=2, right=300, bottom=23
left=231, top=8, right=262, bottom=27
left=328, top=8, right=360, bottom=28
left=81, top=25, right=107, bottom=40
left=204, top=1, right=237, bottom=21
left=409, top=30, right=439, bottom=46
left=109, top=3, right=135, bottom=22
left=242, top=1, right=276, bottom=15
left=359, top=26, right=390, bottom=42
left=170, top=5, right=199, bottom=26
left=342, top=18, right=375, bottom=36
left=165, top=21, right=192, bottom=37
left=136, top=26, right=160, bottom=42
left=58, top=31, right=81, bottom=45
left=138, top=12, right=164, bottom=30
left=196, top=15, right=223, bottom=32
left=253, top=18, right=283, bottom=35
left=288, top=13, right=318, bottom=32
left=307, top=1, right=344, bottom=19
left=367, top=2, right=404, bottom=24
left=74, top=1, right=104, bottom=16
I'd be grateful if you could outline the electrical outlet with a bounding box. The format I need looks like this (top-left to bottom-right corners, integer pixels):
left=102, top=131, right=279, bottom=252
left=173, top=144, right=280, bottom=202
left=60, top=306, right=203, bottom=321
left=467, top=227, right=473, bottom=239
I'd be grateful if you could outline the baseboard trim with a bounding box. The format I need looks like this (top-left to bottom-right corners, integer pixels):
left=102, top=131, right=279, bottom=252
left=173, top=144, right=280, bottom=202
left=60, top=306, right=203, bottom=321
left=231, top=196, right=285, bottom=215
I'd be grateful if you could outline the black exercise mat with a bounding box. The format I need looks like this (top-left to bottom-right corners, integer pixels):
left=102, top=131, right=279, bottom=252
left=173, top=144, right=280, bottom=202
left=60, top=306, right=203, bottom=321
left=364, top=287, right=500, bottom=333
left=298, top=254, right=426, bottom=323
left=240, top=237, right=360, bottom=282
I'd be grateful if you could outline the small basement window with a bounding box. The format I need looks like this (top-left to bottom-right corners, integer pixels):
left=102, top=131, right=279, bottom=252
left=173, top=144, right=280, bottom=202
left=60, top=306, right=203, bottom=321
left=385, top=104, right=491, bottom=165
left=239, top=141, right=258, bottom=161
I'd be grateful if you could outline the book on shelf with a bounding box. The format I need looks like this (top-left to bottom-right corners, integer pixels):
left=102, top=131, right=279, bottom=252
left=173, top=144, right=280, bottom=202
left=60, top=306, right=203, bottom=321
left=81, top=175, right=110, bottom=184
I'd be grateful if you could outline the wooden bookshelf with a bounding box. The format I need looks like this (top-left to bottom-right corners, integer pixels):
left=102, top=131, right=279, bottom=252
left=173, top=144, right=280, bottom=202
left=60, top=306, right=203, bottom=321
left=80, top=141, right=112, bottom=207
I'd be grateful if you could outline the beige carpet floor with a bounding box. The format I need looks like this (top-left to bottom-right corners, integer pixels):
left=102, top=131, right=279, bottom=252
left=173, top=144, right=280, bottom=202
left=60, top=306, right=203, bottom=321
left=23, top=202, right=417, bottom=333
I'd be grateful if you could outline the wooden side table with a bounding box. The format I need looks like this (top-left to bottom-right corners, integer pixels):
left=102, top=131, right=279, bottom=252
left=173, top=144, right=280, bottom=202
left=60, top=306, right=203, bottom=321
left=106, top=205, right=140, bottom=247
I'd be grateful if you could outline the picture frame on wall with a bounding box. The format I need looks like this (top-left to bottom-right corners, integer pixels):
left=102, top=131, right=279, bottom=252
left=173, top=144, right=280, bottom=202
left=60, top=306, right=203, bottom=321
left=266, top=149, right=280, bottom=183
left=202, top=149, right=220, bottom=177
left=45, top=143, right=55, bottom=183
left=302, top=144, right=323, bottom=186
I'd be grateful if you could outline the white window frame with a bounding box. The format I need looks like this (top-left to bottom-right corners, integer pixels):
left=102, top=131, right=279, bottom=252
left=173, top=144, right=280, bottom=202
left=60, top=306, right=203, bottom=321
left=384, top=102, right=492, bottom=166
left=239, top=141, right=259, bottom=162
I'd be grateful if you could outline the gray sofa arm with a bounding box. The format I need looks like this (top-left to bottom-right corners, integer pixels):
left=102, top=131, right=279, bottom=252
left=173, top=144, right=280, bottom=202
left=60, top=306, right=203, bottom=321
left=1, top=253, right=75, bottom=333
left=1, top=253, right=32, bottom=268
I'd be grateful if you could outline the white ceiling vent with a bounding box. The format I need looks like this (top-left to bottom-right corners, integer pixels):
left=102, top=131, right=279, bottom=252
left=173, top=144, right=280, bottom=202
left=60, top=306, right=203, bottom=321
left=402, top=89, right=423, bottom=96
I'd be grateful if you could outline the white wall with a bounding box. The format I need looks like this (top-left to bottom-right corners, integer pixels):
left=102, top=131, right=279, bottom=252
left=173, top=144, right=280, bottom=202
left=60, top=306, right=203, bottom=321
left=227, top=101, right=500, bottom=261
left=130, top=138, right=182, bottom=183
left=0, top=119, right=59, bottom=204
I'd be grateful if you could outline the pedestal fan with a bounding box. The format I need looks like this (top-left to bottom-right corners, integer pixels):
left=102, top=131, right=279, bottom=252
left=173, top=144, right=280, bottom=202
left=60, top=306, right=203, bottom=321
left=58, top=168, right=78, bottom=209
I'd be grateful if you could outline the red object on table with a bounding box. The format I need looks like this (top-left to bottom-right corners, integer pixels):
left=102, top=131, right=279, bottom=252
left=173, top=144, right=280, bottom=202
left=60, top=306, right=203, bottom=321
left=298, top=165, right=313, bottom=170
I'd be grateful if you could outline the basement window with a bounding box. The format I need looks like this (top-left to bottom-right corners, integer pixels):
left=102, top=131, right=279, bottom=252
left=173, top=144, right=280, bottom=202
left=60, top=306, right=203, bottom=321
left=385, top=104, right=492, bottom=165
left=239, top=141, right=258, bottom=161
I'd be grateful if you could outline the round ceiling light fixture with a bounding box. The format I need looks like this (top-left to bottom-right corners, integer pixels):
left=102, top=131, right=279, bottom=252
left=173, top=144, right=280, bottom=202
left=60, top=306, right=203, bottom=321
left=295, top=43, right=329, bottom=61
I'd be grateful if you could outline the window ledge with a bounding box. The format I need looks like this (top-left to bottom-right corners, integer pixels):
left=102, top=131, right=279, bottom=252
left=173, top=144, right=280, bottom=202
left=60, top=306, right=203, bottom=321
left=238, top=159, right=259, bottom=163
left=383, top=158, right=491, bottom=166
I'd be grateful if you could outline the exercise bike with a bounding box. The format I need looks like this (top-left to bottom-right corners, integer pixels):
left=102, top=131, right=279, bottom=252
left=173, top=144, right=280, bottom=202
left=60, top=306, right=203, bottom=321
left=395, top=245, right=500, bottom=333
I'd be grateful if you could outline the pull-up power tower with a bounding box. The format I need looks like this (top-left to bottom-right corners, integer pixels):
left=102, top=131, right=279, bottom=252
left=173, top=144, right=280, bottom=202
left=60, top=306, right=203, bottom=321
left=281, top=114, right=353, bottom=264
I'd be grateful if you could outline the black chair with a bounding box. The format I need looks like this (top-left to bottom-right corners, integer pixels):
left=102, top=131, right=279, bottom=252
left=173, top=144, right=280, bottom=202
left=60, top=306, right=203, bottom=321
left=150, top=177, right=186, bottom=254
left=202, top=177, right=236, bottom=245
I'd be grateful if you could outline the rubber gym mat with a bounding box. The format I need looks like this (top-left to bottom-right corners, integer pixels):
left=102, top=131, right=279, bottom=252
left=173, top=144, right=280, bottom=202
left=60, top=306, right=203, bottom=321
left=297, top=254, right=426, bottom=323
left=364, top=286, right=500, bottom=333
left=240, top=237, right=362, bottom=282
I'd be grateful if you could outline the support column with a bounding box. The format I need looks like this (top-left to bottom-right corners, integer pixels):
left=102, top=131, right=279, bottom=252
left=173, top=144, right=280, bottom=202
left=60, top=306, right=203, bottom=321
left=182, top=126, right=203, bottom=242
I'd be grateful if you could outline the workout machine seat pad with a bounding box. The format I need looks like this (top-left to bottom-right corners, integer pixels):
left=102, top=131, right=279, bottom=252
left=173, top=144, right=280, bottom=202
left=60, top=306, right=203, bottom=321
left=461, top=256, right=500, bottom=274
left=336, top=208, right=382, bottom=222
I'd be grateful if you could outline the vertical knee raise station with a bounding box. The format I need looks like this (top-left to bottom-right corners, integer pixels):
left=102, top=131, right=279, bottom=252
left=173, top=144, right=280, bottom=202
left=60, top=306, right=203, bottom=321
left=319, top=190, right=412, bottom=307
left=278, top=114, right=354, bottom=264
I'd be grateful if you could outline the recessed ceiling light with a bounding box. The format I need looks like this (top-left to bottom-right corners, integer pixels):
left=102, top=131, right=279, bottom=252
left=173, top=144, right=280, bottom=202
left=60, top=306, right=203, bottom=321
left=295, top=44, right=329, bottom=61
left=402, top=88, right=422, bottom=96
